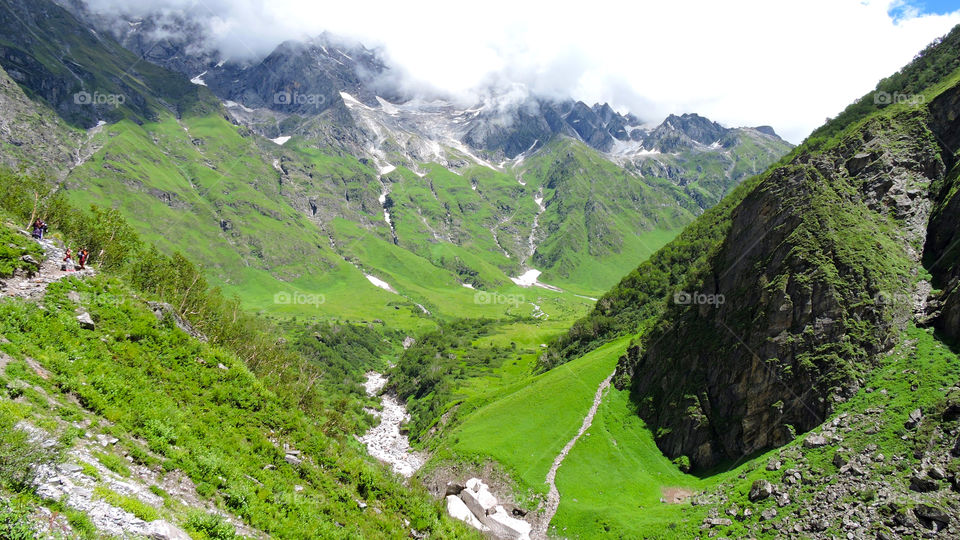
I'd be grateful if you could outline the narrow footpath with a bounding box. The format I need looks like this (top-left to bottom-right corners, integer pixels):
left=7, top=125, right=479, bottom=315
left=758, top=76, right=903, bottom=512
left=533, top=371, right=615, bottom=540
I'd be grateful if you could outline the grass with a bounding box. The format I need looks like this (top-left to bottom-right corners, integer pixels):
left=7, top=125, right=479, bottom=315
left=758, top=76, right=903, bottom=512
left=436, top=337, right=630, bottom=498
left=93, top=451, right=131, bottom=478
left=0, top=271, right=472, bottom=538
left=546, top=324, right=960, bottom=538
left=93, top=486, right=160, bottom=522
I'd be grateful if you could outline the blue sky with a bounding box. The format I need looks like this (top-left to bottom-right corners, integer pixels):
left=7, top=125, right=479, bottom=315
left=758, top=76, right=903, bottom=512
left=890, top=0, right=960, bottom=19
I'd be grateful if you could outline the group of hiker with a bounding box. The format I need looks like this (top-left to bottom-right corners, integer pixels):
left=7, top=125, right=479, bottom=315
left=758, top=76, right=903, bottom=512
left=63, top=247, right=90, bottom=271
left=32, top=218, right=90, bottom=271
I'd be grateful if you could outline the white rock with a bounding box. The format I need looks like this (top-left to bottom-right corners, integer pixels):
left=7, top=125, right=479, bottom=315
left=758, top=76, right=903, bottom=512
left=461, top=479, right=498, bottom=518
left=446, top=495, right=488, bottom=532
left=143, top=520, right=192, bottom=540
left=485, top=505, right=531, bottom=540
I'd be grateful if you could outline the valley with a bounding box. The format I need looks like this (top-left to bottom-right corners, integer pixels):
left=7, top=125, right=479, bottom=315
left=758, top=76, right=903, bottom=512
left=1, top=0, right=959, bottom=539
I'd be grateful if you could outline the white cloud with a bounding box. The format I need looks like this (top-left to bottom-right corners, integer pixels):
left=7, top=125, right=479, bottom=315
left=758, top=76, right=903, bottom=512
left=85, top=0, right=960, bottom=142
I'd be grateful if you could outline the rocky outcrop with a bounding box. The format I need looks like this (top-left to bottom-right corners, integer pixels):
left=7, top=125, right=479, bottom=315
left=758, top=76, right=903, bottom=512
left=617, top=86, right=959, bottom=469
left=445, top=478, right=531, bottom=540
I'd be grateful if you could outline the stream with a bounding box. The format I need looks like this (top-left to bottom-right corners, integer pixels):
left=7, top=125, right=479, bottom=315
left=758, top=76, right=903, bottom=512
left=359, top=372, right=426, bottom=478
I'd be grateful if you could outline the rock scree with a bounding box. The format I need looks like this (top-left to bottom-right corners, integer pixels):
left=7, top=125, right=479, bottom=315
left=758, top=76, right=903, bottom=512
left=358, top=371, right=426, bottom=477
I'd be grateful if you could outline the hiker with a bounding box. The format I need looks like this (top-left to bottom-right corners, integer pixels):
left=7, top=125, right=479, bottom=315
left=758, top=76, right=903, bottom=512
left=61, top=248, right=73, bottom=272
left=78, top=247, right=89, bottom=270
left=32, top=218, right=47, bottom=240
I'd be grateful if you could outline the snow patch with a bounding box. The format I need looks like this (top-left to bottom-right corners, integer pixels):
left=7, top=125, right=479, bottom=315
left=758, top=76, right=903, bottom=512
left=380, top=164, right=396, bottom=175
left=510, top=269, right=542, bottom=287
left=365, top=274, right=397, bottom=293
left=190, top=71, right=208, bottom=86
left=270, top=135, right=291, bottom=146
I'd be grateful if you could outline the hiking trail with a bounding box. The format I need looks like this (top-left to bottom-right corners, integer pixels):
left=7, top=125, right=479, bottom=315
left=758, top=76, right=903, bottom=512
left=533, top=371, right=614, bottom=540
left=1, top=233, right=94, bottom=299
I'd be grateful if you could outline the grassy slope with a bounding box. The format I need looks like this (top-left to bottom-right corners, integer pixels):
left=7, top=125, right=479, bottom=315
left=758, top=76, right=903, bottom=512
left=550, top=325, right=960, bottom=538
left=432, top=338, right=630, bottom=499
left=0, top=271, right=476, bottom=539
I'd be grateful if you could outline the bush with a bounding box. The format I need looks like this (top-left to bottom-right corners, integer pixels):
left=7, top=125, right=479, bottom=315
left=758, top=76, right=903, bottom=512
left=186, top=511, right=237, bottom=540
left=0, top=498, right=37, bottom=540
left=0, top=412, right=61, bottom=489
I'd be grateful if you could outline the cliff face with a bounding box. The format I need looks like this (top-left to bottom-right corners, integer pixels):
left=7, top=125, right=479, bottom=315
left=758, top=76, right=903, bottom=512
left=616, top=82, right=960, bottom=470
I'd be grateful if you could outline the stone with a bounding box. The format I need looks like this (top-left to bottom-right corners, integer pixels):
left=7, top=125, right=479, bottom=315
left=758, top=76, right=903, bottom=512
left=402, top=336, right=416, bottom=349
left=444, top=482, right=464, bottom=497
left=217, top=363, right=228, bottom=370
left=766, top=459, right=781, bottom=471
left=704, top=517, right=733, bottom=527
left=484, top=505, right=531, bottom=540
left=776, top=493, right=790, bottom=507
left=905, top=408, right=923, bottom=429
left=909, top=473, right=939, bottom=492
left=928, top=466, right=946, bottom=480
left=283, top=454, right=302, bottom=467
left=76, top=312, right=95, bottom=330
left=803, top=434, right=828, bottom=448
left=460, top=478, right=498, bottom=519
left=748, top=479, right=773, bottom=502
left=914, top=504, right=950, bottom=530
left=761, top=508, right=778, bottom=521
left=446, top=495, right=489, bottom=531
left=833, top=452, right=848, bottom=468
left=143, top=520, right=192, bottom=540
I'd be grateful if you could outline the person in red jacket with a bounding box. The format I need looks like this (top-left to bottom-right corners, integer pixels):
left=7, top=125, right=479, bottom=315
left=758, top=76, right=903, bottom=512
left=78, top=247, right=89, bottom=270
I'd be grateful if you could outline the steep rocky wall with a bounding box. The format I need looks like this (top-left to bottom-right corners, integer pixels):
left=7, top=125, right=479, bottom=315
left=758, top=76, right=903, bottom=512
left=617, top=95, right=957, bottom=469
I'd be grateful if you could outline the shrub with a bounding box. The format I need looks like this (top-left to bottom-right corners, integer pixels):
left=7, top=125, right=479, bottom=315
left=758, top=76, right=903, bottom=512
left=0, top=498, right=37, bottom=540
left=0, top=412, right=61, bottom=489
left=186, top=511, right=237, bottom=540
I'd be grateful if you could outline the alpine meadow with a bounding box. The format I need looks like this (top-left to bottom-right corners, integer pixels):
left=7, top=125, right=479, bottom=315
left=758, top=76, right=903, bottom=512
left=1, top=0, right=960, bottom=538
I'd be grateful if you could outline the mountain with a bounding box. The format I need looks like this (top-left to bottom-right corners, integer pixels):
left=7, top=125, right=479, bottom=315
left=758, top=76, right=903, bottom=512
left=547, top=24, right=960, bottom=472
left=0, top=0, right=792, bottom=320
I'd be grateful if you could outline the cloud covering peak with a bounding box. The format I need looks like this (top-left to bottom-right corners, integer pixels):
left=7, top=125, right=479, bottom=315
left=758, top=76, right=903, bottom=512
left=83, top=0, right=960, bottom=143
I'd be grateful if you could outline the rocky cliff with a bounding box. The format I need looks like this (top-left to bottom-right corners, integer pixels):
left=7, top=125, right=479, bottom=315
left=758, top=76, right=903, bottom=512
left=615, top=78, right=960, bottom=470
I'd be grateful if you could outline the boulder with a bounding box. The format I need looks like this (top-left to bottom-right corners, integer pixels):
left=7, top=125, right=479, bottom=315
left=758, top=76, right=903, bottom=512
left=445, top=495, right=488, bottom=532
left=460, top=479, right=498, bottom=518
left=905, top=408, right=923, bottom=429
left=909, top=473, right=939, bottom=492
left=914, top=504, right=950, bottom=530
left=704, top=517, right=733, bottom=527
left=484, top=505, right=531, bottom=540
left=76, top=312, right=95, bottom=330
left=444, top=482, right=464, bottom=497
left=761, top=508, right=778, bottom=521
left=803, top=434, right=828, bottom=448
left=748, top=479, right=773, bottom=502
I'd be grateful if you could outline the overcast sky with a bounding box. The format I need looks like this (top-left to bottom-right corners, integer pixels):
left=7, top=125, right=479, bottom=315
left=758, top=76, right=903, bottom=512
left=87, top=0, right=960, bottom=143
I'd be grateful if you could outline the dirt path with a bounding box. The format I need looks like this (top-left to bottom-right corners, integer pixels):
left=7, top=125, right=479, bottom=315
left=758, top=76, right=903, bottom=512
left=1, top=235, right=94, bottom=299
left=533, top=371, right=614, bottom=540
